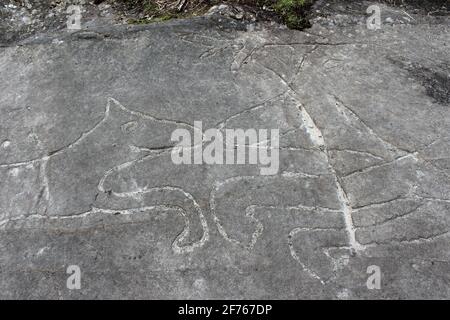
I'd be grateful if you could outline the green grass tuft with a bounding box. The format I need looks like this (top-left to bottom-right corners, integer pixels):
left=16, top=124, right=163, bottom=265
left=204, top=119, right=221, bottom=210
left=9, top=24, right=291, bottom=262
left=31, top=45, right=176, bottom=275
left=273, top=0, right=312, bottom=29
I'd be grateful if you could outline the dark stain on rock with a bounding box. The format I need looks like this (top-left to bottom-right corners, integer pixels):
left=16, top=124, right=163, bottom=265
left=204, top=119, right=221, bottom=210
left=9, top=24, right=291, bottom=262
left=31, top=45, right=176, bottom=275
left=389, top=57, right=450, bottom=105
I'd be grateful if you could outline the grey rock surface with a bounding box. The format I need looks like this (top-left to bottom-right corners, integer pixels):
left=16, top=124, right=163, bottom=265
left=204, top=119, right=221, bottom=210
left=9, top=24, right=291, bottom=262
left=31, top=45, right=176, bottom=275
left=0, top=0, right=124, bottom=45
left=0, top=1, right=449, bottom=299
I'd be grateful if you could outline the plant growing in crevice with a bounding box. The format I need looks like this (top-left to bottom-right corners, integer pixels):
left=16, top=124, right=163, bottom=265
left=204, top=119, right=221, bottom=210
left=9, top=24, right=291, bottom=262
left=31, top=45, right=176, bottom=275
left=273, top=0, right=314, bottom=29
left=114, top=0, right=316, bottom=29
